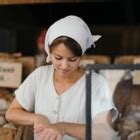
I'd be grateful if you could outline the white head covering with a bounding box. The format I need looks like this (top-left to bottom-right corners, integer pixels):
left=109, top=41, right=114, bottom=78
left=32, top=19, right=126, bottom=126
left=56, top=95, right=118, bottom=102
left=45, top=15, right=101, bottom=62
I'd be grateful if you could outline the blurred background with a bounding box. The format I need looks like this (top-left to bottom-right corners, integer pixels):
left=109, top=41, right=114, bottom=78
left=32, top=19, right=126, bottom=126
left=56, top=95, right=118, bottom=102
left=0, top=0, right=140, bottom=58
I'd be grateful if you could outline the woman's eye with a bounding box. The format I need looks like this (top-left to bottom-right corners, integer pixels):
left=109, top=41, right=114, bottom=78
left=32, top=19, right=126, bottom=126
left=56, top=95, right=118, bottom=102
left=55, top=57, right=62, bottom=60
left=69, top=58, right=77, bottom=62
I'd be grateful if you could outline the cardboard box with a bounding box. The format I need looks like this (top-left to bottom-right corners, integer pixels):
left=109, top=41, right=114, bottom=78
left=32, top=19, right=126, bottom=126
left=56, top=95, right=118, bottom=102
left=0, top=62, right=22, bottom=88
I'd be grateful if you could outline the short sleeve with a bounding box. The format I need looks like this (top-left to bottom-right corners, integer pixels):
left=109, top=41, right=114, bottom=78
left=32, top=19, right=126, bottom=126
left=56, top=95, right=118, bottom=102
left=91, top=73, right=118, bottom=122
left=15, top=68, right=40, bottom=112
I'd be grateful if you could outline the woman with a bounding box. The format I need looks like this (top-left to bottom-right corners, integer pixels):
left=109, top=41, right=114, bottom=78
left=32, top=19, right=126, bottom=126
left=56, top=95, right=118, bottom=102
left=6, top=15, right=118, bottom=140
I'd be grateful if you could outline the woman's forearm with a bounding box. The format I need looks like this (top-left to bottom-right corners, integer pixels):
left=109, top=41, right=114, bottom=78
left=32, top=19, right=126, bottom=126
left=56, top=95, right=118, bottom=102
left=6, top=109, right=50, bottom=127
left=6, top=98, right=50, bottom=126
left=35, top=122, right=116, bottom=140
left=61, top=122, right=114, bottom=140
left=6, top=108, right=38, bottom=125
left=61, top=122, right=85, bottom=139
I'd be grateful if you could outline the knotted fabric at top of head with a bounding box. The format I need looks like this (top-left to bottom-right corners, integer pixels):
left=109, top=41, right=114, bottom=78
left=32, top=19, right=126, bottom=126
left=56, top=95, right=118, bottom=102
left=45, top=15, right=101, bottom=62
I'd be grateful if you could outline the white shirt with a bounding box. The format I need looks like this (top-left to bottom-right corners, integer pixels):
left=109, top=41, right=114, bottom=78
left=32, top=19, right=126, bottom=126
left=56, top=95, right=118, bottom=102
left=15, top=65, right=118, bottom=140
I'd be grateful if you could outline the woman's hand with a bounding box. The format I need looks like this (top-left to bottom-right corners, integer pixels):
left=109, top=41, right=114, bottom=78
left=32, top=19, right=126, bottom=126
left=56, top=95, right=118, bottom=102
left=34, top=122, right=66, bottom=140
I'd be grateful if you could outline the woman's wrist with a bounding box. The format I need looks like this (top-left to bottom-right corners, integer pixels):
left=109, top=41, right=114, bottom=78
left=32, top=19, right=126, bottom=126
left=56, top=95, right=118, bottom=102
left=33, top=114, right=50, bottom=126
left=59, top=122, right=67, bottom=135
left=52, top=122, right=66, bottom=136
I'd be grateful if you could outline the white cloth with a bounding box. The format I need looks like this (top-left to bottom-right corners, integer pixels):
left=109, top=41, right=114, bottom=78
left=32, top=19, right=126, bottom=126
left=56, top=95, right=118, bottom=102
left=15, top=65, right=118, bottom=140
left=99, top=70, right=128, bottom=95
left=45, top=15, right=101, bottom=62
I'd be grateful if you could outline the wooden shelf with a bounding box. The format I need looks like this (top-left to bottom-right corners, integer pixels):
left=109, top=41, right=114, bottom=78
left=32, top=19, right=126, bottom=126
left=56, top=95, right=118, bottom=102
left=0, top=0, right=78, bottom=5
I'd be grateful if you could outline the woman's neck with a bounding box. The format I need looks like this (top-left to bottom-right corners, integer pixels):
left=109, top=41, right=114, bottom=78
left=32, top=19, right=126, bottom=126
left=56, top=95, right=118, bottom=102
left=54, top=67, right=85, bottom=83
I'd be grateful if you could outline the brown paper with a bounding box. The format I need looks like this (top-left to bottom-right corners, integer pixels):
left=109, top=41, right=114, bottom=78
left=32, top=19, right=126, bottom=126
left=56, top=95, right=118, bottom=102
left=0, top=62, right=22, bottom=88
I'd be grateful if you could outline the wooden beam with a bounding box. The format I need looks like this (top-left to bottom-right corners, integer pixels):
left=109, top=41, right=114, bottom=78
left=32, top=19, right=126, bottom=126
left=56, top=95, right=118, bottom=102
left=0, top=0, right=78, bottom=5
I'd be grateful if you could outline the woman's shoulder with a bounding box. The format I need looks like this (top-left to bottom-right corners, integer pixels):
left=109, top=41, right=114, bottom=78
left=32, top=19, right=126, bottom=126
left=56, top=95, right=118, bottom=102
left=90, top=71, right=110, bottom=90
left=91, top=71, right=106, bottom=82
left=29, top=65, right=54, bottom=79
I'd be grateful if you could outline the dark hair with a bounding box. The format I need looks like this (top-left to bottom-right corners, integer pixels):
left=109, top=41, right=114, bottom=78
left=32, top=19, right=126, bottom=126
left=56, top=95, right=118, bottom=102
left=49, top=36, right=82, bottom=57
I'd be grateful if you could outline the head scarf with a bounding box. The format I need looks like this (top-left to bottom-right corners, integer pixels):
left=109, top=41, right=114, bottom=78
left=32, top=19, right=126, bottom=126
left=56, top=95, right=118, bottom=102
left=45, top=15, right=101, bottom=62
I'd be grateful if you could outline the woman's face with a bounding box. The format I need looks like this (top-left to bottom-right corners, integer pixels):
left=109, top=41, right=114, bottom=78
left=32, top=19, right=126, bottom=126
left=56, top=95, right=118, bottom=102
left=50, top=43, right=81, bottom=77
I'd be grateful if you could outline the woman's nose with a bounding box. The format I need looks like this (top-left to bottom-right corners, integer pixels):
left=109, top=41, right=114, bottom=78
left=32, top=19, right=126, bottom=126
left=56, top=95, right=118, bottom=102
left=61, top=60, right=69, bottom=69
